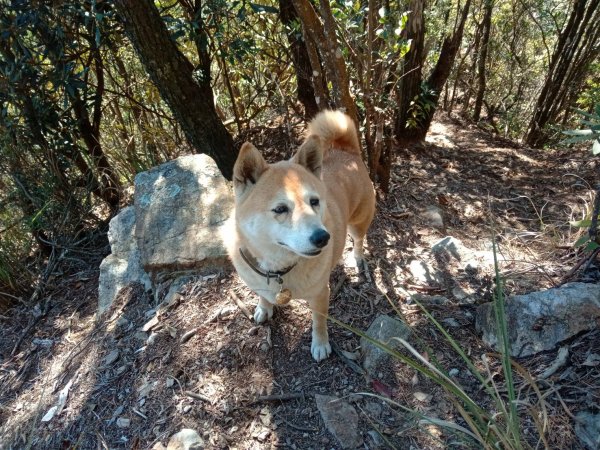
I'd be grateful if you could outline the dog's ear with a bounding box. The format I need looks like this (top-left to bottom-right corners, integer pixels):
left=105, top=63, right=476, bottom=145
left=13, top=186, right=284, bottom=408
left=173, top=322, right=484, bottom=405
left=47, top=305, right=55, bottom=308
left=293, top=135, right=323, bottom=178
left=233, top=142, right=268, bottom=196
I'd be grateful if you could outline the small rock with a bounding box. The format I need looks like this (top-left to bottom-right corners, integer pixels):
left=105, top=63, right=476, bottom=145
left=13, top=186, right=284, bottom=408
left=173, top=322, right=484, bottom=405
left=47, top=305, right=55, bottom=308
left=442, top=318, right=461, bottom=328
left=364, top=401, right=383, bottom=419
left=167, top=428, right=204, bottom=450
left=116, top=417, right=130, bottom=428
left=103, top=349, right=120, bottom=366
left=315, top=395, right=363, bottom=449
left=421, top=205, right=444, bottom=228
left=361, top=315, right=412, bottom=375
left=134, top=331, right=148, bottom=341
left=256, top=429, right=270, bottom=443
left=575, top=411, right=600, bottom=450
left=413, top=391, right=432, bottom=402
left=449, top=368, right=460, bottom=377
left=147, top=332, right=159, bottom=345
left=41, top=406, right=58, bottom=422
left=367, top=430, right=386, bottom=448
left=32, top=338, right=54, bottom=347
left=116, top=317, right=129, bottom=327
left=143, top=316, right=159, bottom=332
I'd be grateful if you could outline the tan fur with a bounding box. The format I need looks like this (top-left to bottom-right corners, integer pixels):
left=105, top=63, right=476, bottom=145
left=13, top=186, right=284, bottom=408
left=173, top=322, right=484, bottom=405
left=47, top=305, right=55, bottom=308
left=225, top=110, right=375, bottom=361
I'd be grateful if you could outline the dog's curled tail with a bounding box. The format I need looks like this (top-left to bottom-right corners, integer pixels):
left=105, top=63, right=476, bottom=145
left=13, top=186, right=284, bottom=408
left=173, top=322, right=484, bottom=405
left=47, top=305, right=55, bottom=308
left=307, top=110, right=360, bottom=155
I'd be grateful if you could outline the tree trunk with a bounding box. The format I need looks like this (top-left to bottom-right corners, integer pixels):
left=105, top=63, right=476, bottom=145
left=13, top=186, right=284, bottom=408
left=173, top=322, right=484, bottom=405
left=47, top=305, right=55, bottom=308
left=416, top=0, right=472, bottom=139
left=525, top=0, right=600, bottom=147
left=462, top=16, right=482, bottom=114
left=473, top=0, right=493, bottom=122
left=291, top=0, right=359, bottom=129
left=279, top=0, right=320, bottom=118
left=393, top=0, right=426, bottom=146
left=114, top=0, right=237, bottom=179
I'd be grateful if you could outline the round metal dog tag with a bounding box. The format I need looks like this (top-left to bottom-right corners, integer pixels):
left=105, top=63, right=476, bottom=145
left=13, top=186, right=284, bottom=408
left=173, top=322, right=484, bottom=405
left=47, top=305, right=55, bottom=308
left=276, top=288, right=292, bottom=305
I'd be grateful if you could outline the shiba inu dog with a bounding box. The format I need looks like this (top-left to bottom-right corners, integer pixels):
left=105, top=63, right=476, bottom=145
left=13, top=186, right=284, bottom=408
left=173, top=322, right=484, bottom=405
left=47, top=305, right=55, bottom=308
left=226, top=110, right=375, bottom=361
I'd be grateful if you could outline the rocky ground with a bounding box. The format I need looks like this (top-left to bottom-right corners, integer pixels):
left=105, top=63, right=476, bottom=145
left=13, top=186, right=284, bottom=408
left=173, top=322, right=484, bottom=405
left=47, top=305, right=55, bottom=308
left=0, top=114, right=599, bottom=449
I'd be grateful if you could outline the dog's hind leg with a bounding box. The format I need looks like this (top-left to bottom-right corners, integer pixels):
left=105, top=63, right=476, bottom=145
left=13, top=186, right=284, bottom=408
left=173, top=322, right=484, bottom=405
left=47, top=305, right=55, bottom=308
left=349, top=223, right=372, bottom=283
left=254, top=296, right=274, bottom=323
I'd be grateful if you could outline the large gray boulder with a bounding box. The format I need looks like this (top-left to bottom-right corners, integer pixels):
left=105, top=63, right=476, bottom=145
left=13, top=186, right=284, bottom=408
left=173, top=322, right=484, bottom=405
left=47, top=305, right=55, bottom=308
left=98, top=155, right=233, bottom=313
left=98, top=207, right=151, bottom=313
left=476, top=282, right=600, bottom=357
left=134, top=154, right=233, bottom=274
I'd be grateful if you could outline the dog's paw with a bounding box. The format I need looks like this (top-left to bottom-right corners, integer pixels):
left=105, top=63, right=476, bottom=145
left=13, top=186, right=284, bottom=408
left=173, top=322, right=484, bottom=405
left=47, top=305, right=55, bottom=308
left=311, top=340, right=332, bottom=362
left=254, top=304, right=273, bottom=323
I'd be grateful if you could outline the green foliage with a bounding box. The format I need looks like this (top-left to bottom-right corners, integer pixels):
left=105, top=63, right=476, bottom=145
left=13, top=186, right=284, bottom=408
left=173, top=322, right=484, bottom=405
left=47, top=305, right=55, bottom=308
left=451, top=0, right=574, bottom=139
left=561, top=105, right=600, bottom=155
left=570, top=212, right=600, bottom=253
left=406, top=84, right=437, bottom=129
left=0, top=0, right=184, bottom=300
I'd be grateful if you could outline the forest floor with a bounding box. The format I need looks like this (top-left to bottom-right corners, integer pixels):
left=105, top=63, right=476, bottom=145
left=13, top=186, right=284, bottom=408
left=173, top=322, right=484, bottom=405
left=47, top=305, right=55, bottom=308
left=0, top=113, right=599, bottom=449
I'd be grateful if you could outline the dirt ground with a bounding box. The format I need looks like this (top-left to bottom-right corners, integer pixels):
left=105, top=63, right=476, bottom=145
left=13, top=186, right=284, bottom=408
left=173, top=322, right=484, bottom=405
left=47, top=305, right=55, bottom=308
left=0, top=113, right=598, bottom=449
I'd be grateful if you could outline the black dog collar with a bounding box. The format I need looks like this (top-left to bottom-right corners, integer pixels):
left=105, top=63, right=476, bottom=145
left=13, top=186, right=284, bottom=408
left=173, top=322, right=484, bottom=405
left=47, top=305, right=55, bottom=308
left=238, top=247, right=296, bottom=285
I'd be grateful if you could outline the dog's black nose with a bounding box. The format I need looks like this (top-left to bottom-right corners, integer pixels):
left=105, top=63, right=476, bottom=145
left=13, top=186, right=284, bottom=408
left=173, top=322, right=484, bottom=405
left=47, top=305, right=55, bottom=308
left=310, top=229, right=330, bottom=248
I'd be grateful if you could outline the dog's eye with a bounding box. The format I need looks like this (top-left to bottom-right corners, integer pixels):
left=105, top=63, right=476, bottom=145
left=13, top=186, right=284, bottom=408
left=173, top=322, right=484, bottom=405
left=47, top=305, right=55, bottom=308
left=310, top=198, right=320, bottom=207
left=272, top=205, right=289, bottom=214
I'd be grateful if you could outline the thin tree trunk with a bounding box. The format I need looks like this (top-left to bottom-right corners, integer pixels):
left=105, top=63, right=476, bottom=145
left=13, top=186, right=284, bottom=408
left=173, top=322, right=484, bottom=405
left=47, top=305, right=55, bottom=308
left=291, top=0, right=359, bottom=129
left=417, top=0, right=472, bottom=138
left=463, top=13, right=482, bottom=114
left=115, top=0, right=237, bottom=179
left=317, top=0, right=359, bottom=127
left=279, top=0, right=320, bottom=118
left=473, top=0, right=493, bottom=121
left=393, top=0, right=426, bottom=146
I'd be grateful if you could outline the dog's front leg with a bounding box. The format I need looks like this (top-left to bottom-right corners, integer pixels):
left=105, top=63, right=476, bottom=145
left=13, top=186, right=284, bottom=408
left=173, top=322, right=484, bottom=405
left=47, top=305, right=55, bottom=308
left=309, top=286, right=331, bottom=361
left=254, top=296, right=274, bottom=323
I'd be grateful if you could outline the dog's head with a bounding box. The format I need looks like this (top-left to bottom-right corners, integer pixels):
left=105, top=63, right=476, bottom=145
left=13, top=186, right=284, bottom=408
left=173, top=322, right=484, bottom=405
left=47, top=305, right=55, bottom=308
left=232, top=136, right=330, bottom=257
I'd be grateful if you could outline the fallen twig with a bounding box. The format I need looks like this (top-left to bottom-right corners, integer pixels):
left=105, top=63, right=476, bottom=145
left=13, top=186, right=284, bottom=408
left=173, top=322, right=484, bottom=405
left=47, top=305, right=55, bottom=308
left=179, top=328, right=199, bottom=344
left=280, top=418, right=318, bottom=432
left=184, top=390, right=212, bottom=403
left=252, top=392, right=306, bottom=403
left=229, top=290, right=253, bottom=320
left=560, top=246, right=600, bottom=285
left=180, top=305, right=238, bottom=343
left=405, top=284, right=445, bottom=292
left=538, top=346, right=569, bottom=380
left=331, top=341, right=366, bottom=376
left=132, top=408, right=148, bottom=419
